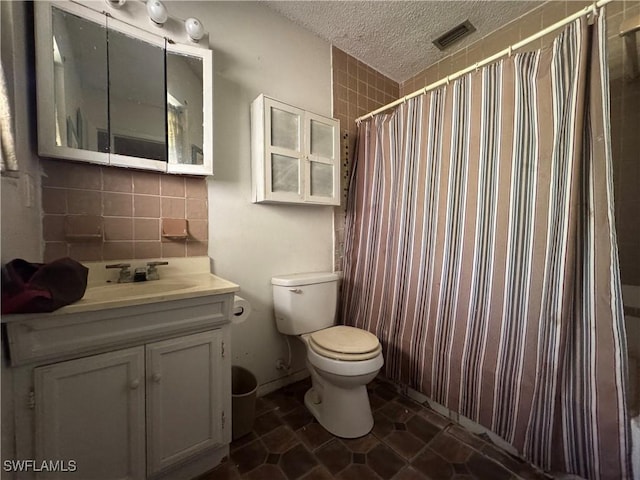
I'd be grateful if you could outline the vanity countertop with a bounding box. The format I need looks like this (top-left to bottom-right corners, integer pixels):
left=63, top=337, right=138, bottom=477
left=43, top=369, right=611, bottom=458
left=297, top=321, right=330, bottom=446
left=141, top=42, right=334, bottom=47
left=1, top=257, right=240, bottom=322
left=65, top=272, right=239, bottom=315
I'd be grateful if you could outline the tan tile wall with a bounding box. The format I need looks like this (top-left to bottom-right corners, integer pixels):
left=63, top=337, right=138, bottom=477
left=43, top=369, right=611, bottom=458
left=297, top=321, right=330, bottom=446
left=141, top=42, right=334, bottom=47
left=609, top=3, right=640, bottom=286
left=398, top=1, right=640, bottom=285
left=399, top=1, right=601, bottom=96
left=331, top=46, right=400, bottom=269
left=41, top=160, right=208, bottom=262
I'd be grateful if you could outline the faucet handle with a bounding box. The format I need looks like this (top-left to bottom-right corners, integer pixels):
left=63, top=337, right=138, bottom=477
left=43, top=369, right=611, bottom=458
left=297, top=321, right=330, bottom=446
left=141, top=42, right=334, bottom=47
left=106, top=263, right=131, bottom=270
left=105, top=263, right=132, bottom=283
left=146, top=261, right=169, bottom=267
left=146, top=261, right=168, bottom=281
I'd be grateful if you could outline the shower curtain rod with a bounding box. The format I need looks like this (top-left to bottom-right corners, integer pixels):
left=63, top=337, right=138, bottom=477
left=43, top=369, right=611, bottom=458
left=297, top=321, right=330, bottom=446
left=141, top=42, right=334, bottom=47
left=355, top=0, right=612, bottom=123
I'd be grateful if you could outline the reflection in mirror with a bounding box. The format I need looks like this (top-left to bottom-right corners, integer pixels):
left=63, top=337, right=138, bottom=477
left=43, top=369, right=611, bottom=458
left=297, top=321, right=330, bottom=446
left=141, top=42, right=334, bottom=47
left=107, top=28, right=166, bottom=161
left=166, top=52, right=204, bottom=165
left=52, top=7, right=108, bottom=152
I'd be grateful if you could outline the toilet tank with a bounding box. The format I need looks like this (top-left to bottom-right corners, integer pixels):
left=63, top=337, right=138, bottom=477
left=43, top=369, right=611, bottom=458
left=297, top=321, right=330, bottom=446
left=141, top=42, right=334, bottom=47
left=272, top=272, right=340, bottom=335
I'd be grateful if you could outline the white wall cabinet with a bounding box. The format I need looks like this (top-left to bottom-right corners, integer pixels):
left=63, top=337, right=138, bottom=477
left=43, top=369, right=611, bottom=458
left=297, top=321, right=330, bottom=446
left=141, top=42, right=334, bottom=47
left=34, top=1, right=213, bottom=176
left=251, top=94, right=340, bottom=205
left=4, top=294, right=233, bottom=480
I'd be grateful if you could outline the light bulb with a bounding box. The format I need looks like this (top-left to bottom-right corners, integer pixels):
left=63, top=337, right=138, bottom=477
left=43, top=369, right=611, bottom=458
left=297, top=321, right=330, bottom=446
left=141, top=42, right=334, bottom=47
left=185, top=17, right=204, bottom=43
left=146, top=0, right=168, bottom=26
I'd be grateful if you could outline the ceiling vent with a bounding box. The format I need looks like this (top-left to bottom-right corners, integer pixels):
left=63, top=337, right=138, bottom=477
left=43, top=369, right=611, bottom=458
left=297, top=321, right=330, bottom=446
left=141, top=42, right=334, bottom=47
left=433, top=20, right=476, bottom=51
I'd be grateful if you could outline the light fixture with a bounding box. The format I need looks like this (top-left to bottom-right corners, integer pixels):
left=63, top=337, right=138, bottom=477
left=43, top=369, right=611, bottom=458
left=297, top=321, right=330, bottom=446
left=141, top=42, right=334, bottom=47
left=185, top=17, right=204, bottom=43
left=146, top=0, right=168, bottom=26
left=104, top=0, right=126, bottom=8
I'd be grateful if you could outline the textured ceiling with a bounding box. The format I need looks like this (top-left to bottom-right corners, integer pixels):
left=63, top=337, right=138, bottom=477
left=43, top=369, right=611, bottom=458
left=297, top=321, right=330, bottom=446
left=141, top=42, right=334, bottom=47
left=265, top=1, right=539, bottom=83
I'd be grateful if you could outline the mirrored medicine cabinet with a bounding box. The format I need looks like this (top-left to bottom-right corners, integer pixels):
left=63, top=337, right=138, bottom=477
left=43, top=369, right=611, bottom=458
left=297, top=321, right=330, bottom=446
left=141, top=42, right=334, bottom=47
left=34, top=0, right=213, bottom=176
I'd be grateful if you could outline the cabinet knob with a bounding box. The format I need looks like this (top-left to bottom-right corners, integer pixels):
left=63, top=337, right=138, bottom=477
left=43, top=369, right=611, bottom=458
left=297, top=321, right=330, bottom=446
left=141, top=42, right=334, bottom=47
left=152, top=373, right=162, bottom=383
left=129, top=379, right=140, bottom=390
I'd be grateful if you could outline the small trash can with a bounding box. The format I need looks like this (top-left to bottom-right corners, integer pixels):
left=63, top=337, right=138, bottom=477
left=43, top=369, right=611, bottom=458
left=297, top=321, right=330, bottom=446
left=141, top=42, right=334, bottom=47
left=231, top=365, right=257, bottom=440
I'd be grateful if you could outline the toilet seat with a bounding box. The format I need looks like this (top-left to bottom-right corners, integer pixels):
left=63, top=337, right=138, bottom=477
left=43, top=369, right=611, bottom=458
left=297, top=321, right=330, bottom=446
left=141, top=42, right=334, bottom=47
left=308, top=326, right=381, bottom=361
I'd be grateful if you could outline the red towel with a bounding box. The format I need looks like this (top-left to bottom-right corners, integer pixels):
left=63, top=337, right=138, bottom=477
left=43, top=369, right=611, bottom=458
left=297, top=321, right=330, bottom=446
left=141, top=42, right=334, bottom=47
left=1, top=257, right=88, bottom=314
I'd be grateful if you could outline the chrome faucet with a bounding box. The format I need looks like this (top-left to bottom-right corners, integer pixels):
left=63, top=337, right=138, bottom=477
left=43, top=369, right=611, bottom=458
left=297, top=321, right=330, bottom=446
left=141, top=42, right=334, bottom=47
left=106, top=261, right=169, bottom=283
left=106, top=263, right=132, bottom=283
left=145, top=261, right=169, bottom=281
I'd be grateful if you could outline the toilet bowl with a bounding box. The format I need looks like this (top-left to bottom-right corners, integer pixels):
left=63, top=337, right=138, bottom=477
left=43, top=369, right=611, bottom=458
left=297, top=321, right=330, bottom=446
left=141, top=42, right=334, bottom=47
left=300, top=326, right=383, bottom=438
left=271, top=272, right=384, bottom=438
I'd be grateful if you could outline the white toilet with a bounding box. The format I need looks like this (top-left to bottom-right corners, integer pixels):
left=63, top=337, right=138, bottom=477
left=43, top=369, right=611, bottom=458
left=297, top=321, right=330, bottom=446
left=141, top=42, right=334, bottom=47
left=272, top=272, right=384, bottom=438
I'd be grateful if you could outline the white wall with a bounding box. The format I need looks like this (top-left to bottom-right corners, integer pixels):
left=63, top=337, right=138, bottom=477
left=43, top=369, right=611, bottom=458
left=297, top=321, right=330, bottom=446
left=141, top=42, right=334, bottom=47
left=1, top=2, right=42, bottom=473
left=1, top=1, right=42, bottom=264
left=167, top=1, right=335, bottom=391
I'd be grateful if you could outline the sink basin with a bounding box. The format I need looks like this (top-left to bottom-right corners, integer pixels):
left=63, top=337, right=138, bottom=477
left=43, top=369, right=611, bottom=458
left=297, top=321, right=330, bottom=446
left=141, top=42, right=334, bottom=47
left=83, top=281, right=198, bottom=301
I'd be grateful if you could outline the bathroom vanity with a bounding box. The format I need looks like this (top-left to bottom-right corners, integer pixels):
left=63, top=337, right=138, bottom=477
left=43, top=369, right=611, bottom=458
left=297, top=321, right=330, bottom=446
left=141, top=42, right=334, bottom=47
left=2, top=259, right=239, bottom=480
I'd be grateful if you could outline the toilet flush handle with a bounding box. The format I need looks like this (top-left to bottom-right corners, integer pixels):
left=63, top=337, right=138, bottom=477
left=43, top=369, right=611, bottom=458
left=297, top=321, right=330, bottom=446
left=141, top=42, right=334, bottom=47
left=289, top=288, right=302, bottom=294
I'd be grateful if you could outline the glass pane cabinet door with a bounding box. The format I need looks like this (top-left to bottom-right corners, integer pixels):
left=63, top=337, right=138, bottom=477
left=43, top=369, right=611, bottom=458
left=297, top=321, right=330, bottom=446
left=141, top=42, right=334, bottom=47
left=263, top=98, right=305, bottom=202
left=271, top=108, right=300, bottom=151
left=251, top=94, right=339, bottom=204
left=310, top=119, right=335, bottom=159
left=51, top=7, right=108, bottom=153
left=306, top=113, right=339, bottom=204
left=310, top=161, right=334, bottom=198
left=271, top=154, right=300, bottom=193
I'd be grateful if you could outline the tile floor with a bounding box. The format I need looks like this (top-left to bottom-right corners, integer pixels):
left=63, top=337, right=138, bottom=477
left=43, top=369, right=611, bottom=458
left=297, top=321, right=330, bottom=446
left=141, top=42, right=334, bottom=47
left=200, top=377, right=553, bottom=480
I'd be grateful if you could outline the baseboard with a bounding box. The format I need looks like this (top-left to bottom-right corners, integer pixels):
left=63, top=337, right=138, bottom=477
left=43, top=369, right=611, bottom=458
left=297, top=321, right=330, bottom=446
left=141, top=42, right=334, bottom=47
left=256, top=368, right=309, bottom=397
left=380, top=376, right=518, bottom=456
left=152, top=444, right=228, bottom=480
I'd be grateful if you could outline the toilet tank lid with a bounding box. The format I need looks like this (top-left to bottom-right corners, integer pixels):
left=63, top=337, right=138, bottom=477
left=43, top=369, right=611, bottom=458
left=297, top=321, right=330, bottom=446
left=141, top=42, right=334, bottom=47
left=272, top=272, right=340, bottom=287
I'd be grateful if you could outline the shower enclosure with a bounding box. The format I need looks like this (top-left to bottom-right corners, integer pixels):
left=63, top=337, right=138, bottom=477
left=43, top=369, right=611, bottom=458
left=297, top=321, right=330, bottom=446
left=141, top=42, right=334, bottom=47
left=611, top=8, right=640, bottom=476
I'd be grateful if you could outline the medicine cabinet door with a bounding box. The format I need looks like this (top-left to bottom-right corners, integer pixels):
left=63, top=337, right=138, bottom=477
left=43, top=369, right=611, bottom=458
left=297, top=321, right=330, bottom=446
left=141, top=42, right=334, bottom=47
left=165, top=42, right=213, bottom=176
left=105, top=17, right=167, bottom=172
left=36, top=1, right=110, bottom=164
left=35, top=1, right=214, bottom=176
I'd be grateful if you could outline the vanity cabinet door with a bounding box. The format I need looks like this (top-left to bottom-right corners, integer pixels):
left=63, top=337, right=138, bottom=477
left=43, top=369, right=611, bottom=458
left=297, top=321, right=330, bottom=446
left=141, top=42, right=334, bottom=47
left=34, top=347, right=146, bottom=480
left=145, top=330, right=223, bottom=475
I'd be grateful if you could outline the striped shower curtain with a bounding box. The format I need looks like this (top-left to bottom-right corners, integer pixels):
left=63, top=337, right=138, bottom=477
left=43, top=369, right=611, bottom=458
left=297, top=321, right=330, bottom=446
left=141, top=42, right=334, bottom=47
left=341, top=14, right=631, bottom=480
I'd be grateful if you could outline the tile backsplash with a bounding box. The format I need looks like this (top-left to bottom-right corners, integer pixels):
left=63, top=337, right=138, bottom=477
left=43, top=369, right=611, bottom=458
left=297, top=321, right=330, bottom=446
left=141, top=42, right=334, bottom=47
left=41, top=160, right=208, bottom=262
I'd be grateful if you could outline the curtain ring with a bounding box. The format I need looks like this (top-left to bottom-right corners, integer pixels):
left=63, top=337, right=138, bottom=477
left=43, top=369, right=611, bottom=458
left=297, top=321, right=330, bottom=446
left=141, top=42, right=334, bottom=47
left=475, top=62, right=480, bottom=72
left=508, top=46, right=513, bottom=57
